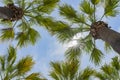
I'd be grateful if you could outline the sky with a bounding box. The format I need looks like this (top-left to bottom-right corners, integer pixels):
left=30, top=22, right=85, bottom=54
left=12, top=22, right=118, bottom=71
left=0, top=0, right=120, bottom=80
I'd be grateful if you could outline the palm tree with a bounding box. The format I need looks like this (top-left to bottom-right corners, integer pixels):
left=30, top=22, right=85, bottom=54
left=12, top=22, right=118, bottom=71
left=0, top=46, right=46, bottom=80
left=40, top=0, right=120, bottom=64
left=94, top=56, right=120, bottom=80
left=0, top=0, right=59, bottom=47
left=49, top=59, right=95, bottom=80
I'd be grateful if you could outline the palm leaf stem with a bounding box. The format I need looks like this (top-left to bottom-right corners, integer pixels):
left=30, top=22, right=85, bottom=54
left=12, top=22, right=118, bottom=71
left=23, top=16, right=30, bottom=29
left=99, top=13, right=105, bottom=21
left=13, top=21, right=18, bottom=28
left=27, top=7, right=38, bottom=12
left=93, top=5, right=96, bottom=22
left=93, top=39, right=96, bottom=48
left=24, top=2, right=35, bottom=11
left=83, top=22, right=90, bottom=26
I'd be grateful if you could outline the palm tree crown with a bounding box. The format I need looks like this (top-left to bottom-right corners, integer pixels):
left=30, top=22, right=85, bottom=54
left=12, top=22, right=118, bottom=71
left=40, top=0, right=120, bottom=65
left=50, top=59, right=95, bottom=80
left=0, top=46, right=46, bottom=80
left=94, top=56, right=120, bottom=80
left=0, top=0, right=59, bottom=47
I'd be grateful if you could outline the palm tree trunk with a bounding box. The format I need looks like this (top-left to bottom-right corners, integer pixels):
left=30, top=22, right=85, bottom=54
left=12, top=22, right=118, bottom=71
left=98, top=26, right=120, bottom=54
left=0, top=7, right=13, bottom=20
left=91, top=21, right=120, bottom=54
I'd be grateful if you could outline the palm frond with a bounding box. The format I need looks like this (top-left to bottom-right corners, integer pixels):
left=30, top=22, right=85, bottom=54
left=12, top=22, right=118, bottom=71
left=14, top=0, right=26, bottom=9
left=50, top=62, right=62, bottom=75
left=16, top=32, right=28, bottom=47
left=94, top=56, right=120, bottom=80
left=18, top=19, right=30, bottom=31
left=91, top=0, right=100, bottom=5
left=90, top=48, right=103, bottom=65
left=0, top=28, right=14, bottom=41
left=74, top=14, right=87, bottom=24
left=36, top=17, right=80, bottom=42
left=0, top=56, right=5, bottom=70
left=38, top=0, right=59, bottom=14
left=16, top=56, right=34, bottom=75
left=94, top=72, right=106, bottom=80
left=81, top=34, right=94, bottom=53
left=26, top=73, right=45, bottom=80
left=35, top=16, right=55, bottom=29
left=59, top=4, right=89, bottom=25
left=7, top=46, right=16, bottom=66
left=67, top=59, right=79, bottom=79
left=27, top=28, right=40, bottom=45
left=104, top=42, right=112, bottom=52
left=80, top=0, right=95, bottom=15
left=50, top=60, right=79, bottom=80
left=101, top=64, right=114, bottom=76
left=78, top=67, right=95, bottom=80
left=65, top=45, right=81, bottom=60
left=104, top=0, right=120, bottom=17
left=59, top=4, right=77, bottom=20
left=49, top=71, right=60, bottom=80
left=111, top=56, right=120, bottom=70
left=16, top=28, right=40, bottom=47
left=3, top=0, right=13, bottom=4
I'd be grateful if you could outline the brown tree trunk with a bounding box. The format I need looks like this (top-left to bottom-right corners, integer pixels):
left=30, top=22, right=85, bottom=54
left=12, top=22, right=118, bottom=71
left=98, top=26, right=120, bottom=54
left=90, top=21, right=120, bottom=55
left=0, top=7, right=14, bottom=20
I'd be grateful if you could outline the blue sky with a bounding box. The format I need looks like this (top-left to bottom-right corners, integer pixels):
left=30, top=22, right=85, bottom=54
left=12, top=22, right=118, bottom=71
left=0, top=0, right=120, bottom=79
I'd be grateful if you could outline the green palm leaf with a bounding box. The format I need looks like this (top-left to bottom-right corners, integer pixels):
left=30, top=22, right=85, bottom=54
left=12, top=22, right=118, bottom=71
left=50, top=62, right=62, bottom=75
left=101, top=64, right=114, bottom=76
left=16, top=28, right=40, bottom=47
left=59, top=4, right=88, bottom=24
left=80, top=0, right=95, bottom=15
left=7, top=46, right=16, bottom=72
left=104, top=42, right=112, bottom=52
left=3, top=0, right=13, bottom=4
left=26, top=73, right=46, bottom=80
left=36, top=17, right=80, bottom=42
left=49, top=71, right=59, bottom=80
left=0, top=46, right=44, bottom=80
left=0, top=56, right=5, bottom=70
left=59, top=4, right=77, bottom=20
left=111, top=57, right=120, bottom=70
left=90, top=48, right=103, bottom=65
left=67, top=59, right=79, bottom=79
left=104, top=0, right=119, bottom=17
left=91, top=0, right=100, bottom=5
left=94, top=56, right=120, bottom=80
left=16, top=32, right=28, bottom=47
left=0, top=28, right=14, bottom=41
left=28, top=28, right=40, bottom=45
left=78, top=67, right=95, bottom=80
left=38, top=0, right=59, bottom=14
left=65, top=46, right=81, bottom=60
left=50, top=59, right=79, bottom=80
left=81, top=34, right=94, bottom=53
left=94, top=72, right=107, bottom=80
left=16, top=56, right=34, bottom=75
left=7, top=46, right=16, bottom=62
